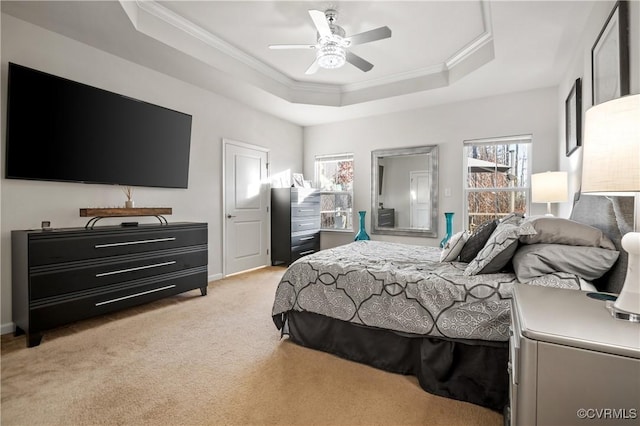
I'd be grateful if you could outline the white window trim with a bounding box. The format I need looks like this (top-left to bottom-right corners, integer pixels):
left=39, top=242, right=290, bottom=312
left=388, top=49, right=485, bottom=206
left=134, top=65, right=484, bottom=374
left=462, top=135, right=533, bottom=230
left=314, top=153, right=354, bottom=231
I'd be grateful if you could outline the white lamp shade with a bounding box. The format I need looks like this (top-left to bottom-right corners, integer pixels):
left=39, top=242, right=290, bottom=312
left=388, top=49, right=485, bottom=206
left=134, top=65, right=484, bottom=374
left=581, top=94, right=640, bottom=319
left=532, top=171, right=568, bottom=203
left=582, top=94, right=640, bottom=193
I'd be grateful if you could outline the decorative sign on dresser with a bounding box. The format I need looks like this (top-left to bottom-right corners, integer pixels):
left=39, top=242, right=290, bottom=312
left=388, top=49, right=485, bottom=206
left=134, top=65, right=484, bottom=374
left=79, top=207, right=173, bottom=228
left=11, top=222, right=208, bottom=347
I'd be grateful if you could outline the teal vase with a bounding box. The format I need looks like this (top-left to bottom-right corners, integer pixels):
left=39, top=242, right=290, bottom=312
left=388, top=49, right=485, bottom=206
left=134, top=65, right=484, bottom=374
left=439, top=212, right=454, bottom=248
left=354, top=210, right=370, bottom=241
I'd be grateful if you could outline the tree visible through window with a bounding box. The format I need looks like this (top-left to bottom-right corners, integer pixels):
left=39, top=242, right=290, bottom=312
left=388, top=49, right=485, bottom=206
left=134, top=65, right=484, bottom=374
left=314, top=153, right=354, bottom=230
left=464, top=136, right=532, bottom=231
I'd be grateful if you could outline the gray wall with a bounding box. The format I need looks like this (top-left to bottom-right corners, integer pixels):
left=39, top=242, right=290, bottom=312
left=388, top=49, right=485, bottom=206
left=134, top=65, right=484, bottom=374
left=558, top=1, right=640, bottom=218
left=305, top=86, right=559, bottom=249
left=0, top=14, right=303, bottom=331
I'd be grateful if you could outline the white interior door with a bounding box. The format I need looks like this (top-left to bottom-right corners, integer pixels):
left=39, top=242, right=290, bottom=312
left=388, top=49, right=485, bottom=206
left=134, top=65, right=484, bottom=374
left=410, top=171, right=431, bottom=229
left=224, top=140, right=269, bottom=275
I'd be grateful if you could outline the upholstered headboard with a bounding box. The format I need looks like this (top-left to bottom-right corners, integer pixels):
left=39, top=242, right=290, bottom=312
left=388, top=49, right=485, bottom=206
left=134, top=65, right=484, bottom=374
left=570, top=194, right=634, bottom=294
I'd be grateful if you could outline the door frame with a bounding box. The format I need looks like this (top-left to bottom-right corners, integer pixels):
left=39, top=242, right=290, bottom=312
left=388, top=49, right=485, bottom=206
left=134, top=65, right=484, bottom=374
left=222, top=138, right=270, bottom=277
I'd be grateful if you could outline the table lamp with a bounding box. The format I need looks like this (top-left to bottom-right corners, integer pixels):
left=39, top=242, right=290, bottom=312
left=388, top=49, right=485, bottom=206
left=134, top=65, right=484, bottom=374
left=531, top=171, right=568, bottom=216
left=581, top=94, right=640, bottom=322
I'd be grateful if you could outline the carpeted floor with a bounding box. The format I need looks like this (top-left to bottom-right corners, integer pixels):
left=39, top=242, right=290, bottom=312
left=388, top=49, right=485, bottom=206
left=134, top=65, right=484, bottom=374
left=1, top=266, right=502, bottom=425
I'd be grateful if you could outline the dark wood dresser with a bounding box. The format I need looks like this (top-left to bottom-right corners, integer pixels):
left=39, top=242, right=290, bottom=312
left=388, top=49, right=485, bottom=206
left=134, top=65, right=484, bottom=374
left=271, top=188, right=320, bottom=265
left=11, top=222, right=208, bottom=347
left=378, top=208, right=395, bottom=227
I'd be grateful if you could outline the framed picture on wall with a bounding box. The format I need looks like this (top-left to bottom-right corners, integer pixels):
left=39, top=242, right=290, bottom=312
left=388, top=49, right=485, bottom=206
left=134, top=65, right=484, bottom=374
left=591, top=0, right=629, bottom=105
left=565, top=78, right=582, bottom=157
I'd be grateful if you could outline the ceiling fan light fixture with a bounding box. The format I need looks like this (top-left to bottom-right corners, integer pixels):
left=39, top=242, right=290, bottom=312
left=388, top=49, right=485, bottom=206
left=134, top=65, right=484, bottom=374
left=317, top=41, right=346, bottom=69
left=269, top=9, right=391, bottom=73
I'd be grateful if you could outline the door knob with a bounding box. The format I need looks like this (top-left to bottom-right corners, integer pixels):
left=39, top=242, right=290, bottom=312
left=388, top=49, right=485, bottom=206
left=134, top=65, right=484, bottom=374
left=226, top=214, right=236, bottom=219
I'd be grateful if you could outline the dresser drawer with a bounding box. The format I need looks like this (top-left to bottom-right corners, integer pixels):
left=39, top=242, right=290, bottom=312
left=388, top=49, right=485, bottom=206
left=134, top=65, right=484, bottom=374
left=29, top=268, right=207, bottom=332
left=291, top=232, right=320, bottom=247
left=291, top=217, right=320, bottom=233
left=290, top=189, right=319, bottom=204
left=29, top=226, right=207, bottom=266
left=291, top=203, right=320, bottom=218
left=378, top=209, right=395, bottom=227
left=291, top=243, right=319, bottom=262
left=30, top=247, right=207, bottom=300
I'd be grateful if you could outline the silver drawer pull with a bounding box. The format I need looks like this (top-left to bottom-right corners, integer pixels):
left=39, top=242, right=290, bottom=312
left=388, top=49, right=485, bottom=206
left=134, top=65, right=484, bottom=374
left=297, top=209, right=315, bottom=212
left=299, top=236, right=315, bottom=241
left=95, top=285, right=176, bottom=306
left=95, top=237, right=176, bottom=248
left=298, top=222, right=314, bottom=227
left=299, top=249, right=315, bottom=256
left=96, top=261, right=176, bottom=277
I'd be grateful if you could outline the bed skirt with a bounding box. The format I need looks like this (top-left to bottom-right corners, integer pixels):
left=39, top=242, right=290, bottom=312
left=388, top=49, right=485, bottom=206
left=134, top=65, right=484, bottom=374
left=278, top=311, right=508, bottom=411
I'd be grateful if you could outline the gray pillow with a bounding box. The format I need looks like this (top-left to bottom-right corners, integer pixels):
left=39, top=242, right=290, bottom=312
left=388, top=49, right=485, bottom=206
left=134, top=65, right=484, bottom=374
left=464, top=222, right=537, bottom=275
left=512, top=243, right=620, bottom=282
left=519, top=217, right=615, bottom=249
left=500, top=212, right=525, bottom=226
left=459, top=219, right=499, bottom=263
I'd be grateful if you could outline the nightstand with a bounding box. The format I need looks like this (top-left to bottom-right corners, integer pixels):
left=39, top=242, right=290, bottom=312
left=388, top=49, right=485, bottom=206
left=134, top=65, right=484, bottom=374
left=509, top=284, right=640, bottom=426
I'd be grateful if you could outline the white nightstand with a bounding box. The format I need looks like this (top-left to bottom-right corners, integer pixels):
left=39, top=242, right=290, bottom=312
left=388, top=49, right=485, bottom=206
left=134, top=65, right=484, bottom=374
left=509, top=284, right=640, bottom=426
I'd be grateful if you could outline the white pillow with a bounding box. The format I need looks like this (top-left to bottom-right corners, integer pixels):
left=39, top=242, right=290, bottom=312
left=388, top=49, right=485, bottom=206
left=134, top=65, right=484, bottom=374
left=440, top=231, right=470, bottom=262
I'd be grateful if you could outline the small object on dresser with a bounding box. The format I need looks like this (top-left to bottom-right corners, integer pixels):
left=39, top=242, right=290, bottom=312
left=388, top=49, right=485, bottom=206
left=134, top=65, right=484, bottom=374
left=122, top=186, right=134, bottom=208
left=41, top=221, right=51, bottom=231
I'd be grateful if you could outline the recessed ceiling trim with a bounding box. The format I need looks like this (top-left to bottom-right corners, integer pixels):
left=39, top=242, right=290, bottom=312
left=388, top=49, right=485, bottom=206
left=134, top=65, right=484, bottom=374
left=343, top=1, right=493, bottom=94
left=133, top=0, right=294, bottom=87
left=120, top=0, right=494, bottom=107
left=342, top=63, right=448, bottom=93
left=446, top=1, right=493, bottom=69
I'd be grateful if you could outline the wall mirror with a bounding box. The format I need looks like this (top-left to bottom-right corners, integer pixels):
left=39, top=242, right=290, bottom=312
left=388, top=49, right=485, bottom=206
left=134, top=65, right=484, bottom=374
left=371, top=145, right=438, bottom=237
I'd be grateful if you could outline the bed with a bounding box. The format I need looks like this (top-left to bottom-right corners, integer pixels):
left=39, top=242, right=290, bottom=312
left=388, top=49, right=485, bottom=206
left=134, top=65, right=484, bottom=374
left=271, top=195, right=634, bottom=411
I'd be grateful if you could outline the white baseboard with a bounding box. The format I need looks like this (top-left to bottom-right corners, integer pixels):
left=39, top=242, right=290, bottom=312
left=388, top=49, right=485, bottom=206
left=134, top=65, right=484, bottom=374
left=208, top=273, right=223, bottom=282
left=1, top=322, right=15, bottom=336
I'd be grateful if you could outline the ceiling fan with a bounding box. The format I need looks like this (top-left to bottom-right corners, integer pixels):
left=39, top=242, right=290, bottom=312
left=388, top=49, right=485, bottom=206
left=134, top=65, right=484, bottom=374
left=268, top=9, right=392, bottom=75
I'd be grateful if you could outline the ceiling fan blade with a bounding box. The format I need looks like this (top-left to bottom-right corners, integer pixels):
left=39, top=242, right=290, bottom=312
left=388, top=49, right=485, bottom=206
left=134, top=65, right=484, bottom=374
left=305, top=59, right=320, bottom=75
left=308, top=10, right=332, bottom=38
left=345, top=26, right=392, bottom=46
left=268, top=44, right=316, bottom=50
left=346, top=51, right=374, bottom=72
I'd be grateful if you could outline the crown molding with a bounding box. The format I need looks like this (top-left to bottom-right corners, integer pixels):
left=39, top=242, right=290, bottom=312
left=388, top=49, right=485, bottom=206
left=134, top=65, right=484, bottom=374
left=446, top=0, right=493, bottom=69
left=344, top=1, right=493, bottom=94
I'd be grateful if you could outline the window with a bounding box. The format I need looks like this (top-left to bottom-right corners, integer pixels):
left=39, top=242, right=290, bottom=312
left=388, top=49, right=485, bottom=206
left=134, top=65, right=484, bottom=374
left=314, top=153, right=354, bottom=230
left=463, top=135, right=532, bottom=232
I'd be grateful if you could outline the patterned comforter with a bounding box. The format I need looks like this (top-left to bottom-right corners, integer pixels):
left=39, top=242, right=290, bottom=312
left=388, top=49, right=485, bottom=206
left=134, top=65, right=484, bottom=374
left=272, top=240, right=582, bottom=341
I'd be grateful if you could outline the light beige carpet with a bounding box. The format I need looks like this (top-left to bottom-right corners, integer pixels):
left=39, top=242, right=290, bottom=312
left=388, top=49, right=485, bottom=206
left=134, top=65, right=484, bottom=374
left=1, top=266, right=502, bottom=426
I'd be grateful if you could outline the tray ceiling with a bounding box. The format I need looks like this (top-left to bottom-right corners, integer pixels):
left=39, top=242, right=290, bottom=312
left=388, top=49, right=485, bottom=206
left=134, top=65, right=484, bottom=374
left=1, top=1, right=594, bottom=125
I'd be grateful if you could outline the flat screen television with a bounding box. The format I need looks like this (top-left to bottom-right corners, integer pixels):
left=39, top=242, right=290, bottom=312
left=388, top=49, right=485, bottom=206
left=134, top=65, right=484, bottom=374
left=5, top=63, right=192, bottom=189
